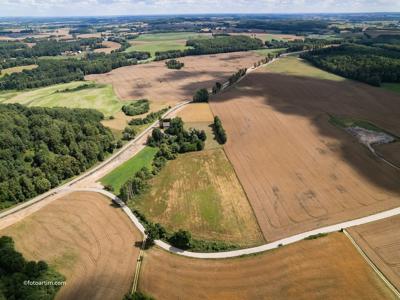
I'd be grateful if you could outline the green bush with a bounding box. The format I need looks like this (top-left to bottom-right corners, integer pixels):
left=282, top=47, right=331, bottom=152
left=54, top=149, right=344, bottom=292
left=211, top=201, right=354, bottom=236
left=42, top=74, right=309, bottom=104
left=193, top=88, right=209, bottom=102
left=122, top=99, right=150, bottom=116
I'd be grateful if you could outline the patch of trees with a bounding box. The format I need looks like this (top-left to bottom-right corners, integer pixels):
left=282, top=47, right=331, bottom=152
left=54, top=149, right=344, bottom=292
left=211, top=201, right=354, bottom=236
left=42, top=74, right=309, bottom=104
left=301, top=43, right=400, bottom=86
left=155, top=35, right=264, bottom=60
left=0, top=51, right=150, bottom=90
left=193, top=88, right=209, bottom=102
left=0, top=236, right=64, bottom=300
left=128, top=107, right=170, bottom=126
left=213, top=116, right=227, bottom=144
left=0, top=104, right=115, bottom=209
left=0, top=57, right=37, bottom=72
left=122, top=99, right=150, bottom=116
left=237, top=20, right=329, bottom=33
left=55, top=83, right=97, bottom=93
left=165, top=59, right=184, bottom=69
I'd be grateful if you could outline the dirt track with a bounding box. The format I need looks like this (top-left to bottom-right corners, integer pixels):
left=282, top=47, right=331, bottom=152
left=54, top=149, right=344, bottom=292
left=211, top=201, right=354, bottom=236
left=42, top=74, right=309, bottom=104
left=348, top=215, right=400, bottom=291
left=139, top=233, right=395, bottom=300
left=0, top=192, right=142, bottom=300
left=86, top=52, right=263, bottom=106
left=210, top=64, right=400, bottom=241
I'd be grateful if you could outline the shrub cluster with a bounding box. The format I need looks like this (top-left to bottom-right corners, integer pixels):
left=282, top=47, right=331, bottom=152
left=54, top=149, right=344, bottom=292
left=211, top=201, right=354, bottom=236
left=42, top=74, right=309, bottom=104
left=165, top=59, right=184, bottom=69
left=213, top=116, right=227, bottom=144
left=193, top=88, right=209, bottom=102
left=122, top=99, right=150, bottom=116
left=128, top=107, right=170, bottom=126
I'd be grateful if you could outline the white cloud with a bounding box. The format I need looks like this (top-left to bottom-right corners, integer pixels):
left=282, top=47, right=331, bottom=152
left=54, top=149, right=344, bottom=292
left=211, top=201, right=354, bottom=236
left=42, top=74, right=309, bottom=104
left=0, top=0, right=399, bottom=16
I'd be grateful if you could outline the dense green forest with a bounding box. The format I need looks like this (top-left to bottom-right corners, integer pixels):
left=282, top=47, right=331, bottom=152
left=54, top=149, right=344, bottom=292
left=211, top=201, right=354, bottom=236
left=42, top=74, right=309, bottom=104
left=302, top=43, right=400, bottom=86
left=0, top=51, right=150, bottom=90
left=0, top=236, right=64, bottom=300
left=266, top=38, right=341, bottom=52
left=0, top=104, right=115, bottom=209
left=155, top=35, right=264, bottom=60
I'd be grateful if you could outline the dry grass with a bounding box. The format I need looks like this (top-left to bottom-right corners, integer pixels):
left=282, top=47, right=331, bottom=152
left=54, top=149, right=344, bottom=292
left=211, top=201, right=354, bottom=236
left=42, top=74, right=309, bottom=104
left=348, top=216, right=400, bottom=291
left=175, top=102, right=215, bottom=123
left=133, top=148, right=264, bottom=246
left=86, top=52, right=263, bottom=107
left=139, top=233, right=396, bottom=300
left=210, top=57, right=400, bottom=241
left=0, top=192, right=142, bottom=300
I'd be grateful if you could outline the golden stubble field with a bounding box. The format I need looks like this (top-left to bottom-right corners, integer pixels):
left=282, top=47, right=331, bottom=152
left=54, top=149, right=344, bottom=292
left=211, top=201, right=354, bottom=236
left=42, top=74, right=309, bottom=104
left=209, top=57, right=400, bottom=241
left=0, top=192, right=142, bottom=300
left=139, top=233, right=396, bottom=300
left=86, top=52, right=263, bottom=107
left=348, top=215, right=400, bottom=291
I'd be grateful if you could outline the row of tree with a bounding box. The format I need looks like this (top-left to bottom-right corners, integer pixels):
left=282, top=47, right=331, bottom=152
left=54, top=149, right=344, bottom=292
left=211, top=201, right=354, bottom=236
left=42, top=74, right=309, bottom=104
left=129, top=107, right=170, bottom=126
left=266, top=38, right=341, bottom=52
left=0, top=104, right=116, bottom=208
left=302, top=43, right=400, bottom=86
left=0, top=236, right=64, bottom=300
left=213, top=116, right=227, bottom=144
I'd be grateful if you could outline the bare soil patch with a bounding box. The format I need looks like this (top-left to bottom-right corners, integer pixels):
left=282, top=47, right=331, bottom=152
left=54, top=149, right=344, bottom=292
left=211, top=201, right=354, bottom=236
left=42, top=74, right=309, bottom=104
left=209, top=60, right=400, bottom=241
left=348, top=216, right=400, bottom=291
left=0, top=192, right=142, bottom=300
left=139, top=233, right=395, bottom=300
left=86, top=52, right=263, bottom=107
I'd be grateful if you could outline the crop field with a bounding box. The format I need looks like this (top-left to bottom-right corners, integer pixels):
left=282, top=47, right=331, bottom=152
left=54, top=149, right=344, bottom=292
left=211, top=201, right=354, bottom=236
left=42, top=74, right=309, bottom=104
left=94, top=41, right=121, bottom=53
left=348, top=216, right=400, bottom=291
left=100, top=146, right=158, bottom=193
left=209, top=56, right=400, bottom=241
left=2, top=81, right=123, bottom=116
left=231, top=32, right=304, bottom=42
left=126, top=31, right=211, bottom=56
left=139, top=233, right=395, bottom=300
left=133, top=148, right=264, bottom=246
left=0, top=192, right=142, bottom=300
left=0, top=64, right=37, bottom=77
left=86, top=52, right=264, bottom=107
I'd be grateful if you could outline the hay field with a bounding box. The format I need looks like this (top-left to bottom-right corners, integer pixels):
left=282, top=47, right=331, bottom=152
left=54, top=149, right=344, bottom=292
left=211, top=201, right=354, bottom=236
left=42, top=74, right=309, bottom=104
left=133, top=148, right=264, bottom=246
left=139, top=233, right=395, bottom=300
left=86, top=52, right=263, bottom=107
left=348, top=216, right=400, bottom=291
left=209, top=56, right=400, bottom=241
left=0, top=192, right=142, bottom=300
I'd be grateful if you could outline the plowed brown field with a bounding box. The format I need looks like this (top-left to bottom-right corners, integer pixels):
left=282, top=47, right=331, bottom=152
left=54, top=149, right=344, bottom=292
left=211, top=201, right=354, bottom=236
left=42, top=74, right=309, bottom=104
left=139, top=233, right=396, bottom=300
left=86, top=52, right=263, bottom=107
left=209, top=58, right=400, bottom=241
left=348, top=215, right=400, bottom=291
left=0, top=192, right=142, bottom=300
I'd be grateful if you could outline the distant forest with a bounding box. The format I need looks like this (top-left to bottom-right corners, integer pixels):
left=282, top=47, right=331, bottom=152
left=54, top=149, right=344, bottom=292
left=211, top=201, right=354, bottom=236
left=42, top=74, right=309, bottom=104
left=0, top=104, right=116, bottom=208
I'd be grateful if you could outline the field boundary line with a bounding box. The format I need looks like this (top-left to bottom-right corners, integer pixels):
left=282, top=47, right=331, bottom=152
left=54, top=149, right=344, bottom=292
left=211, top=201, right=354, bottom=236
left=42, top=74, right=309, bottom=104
left=343, top=230, right=400, bottom=298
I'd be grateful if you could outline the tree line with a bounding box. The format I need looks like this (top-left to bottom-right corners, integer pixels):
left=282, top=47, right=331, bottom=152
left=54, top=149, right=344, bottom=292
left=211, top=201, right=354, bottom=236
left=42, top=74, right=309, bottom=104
left=0, top=104, right=116, bottom=208
left=154, top=35, right=264, bottom=60
left=0, top=236, right=64, bottom=300
left=213, top=116, right=227, bottom=144
left=266, top=38, right=341, bottom=52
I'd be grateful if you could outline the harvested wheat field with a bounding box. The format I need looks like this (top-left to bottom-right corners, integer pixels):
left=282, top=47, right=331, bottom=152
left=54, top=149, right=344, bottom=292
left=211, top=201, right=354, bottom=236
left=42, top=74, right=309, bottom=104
left=210, top=57, right=400, bottom=241
left=94, top=41, right=121, bottom=53
left=0, top=192, right=142, bottom=300
left=86, top=52, right=263, bottom=107
left=348, top=215, right=400, bottom=291
left=139, top=233, right=395, bottom=300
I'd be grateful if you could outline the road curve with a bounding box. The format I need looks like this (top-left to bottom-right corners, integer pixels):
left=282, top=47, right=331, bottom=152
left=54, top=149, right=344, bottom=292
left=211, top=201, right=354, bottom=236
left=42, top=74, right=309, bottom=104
left=67, top=187, right=400, bottom=259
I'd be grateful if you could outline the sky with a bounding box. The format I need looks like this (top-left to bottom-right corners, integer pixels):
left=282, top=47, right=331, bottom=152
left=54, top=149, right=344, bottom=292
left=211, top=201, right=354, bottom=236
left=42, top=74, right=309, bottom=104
left=0, top=0, right=399, bottom=17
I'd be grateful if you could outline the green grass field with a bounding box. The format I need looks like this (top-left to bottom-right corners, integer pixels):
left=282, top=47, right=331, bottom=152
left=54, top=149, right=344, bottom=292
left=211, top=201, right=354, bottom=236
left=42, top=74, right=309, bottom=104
left=0, top=65, right=37, bottom=78
left=2, top=81, right=124, bottom=116
left=126, top=31, right=210, bottom=57
left=100, top=146, right=158, bottom=193
left=265, top=56, right=345, bottom=81
left=131, top=148, right=264, bottom=246
left=382, top=83, right=400, bottom=94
